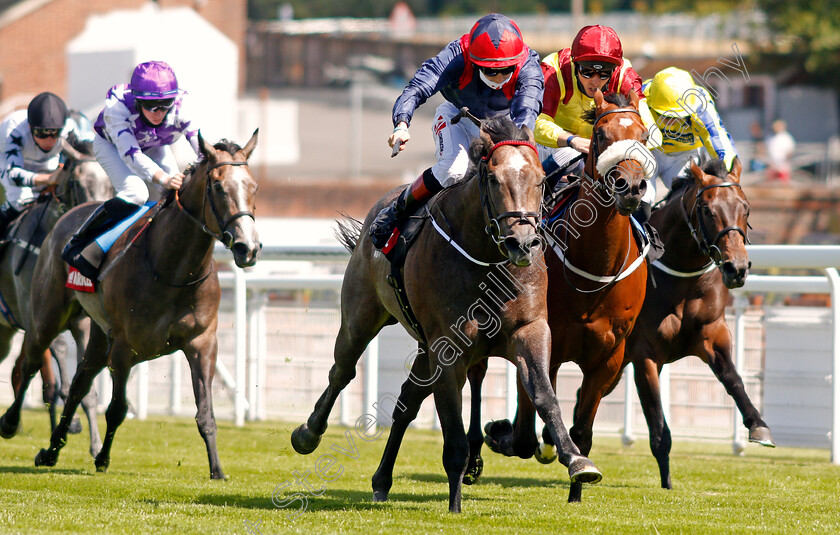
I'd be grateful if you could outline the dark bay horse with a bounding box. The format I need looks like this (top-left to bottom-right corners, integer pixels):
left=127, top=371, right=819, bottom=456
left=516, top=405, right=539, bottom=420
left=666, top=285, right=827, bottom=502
left=292, top=116, right=600, bottom=513
left=479, top=90, right=654, bottom=503
left=624, top=157, right=774, bottom=489
left=0, top=131, right=260, bottom=479
left=0, top=140, right=112, bottom=456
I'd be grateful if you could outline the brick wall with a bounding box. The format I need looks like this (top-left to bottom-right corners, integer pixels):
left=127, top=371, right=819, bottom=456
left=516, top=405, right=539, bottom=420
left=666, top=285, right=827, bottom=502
left=0, top=0, right=246, bottom=101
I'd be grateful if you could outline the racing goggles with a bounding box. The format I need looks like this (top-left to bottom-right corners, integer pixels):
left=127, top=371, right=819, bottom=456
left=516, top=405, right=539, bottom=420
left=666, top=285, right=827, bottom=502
left=479, top=65, right=516, bottom=77
left=578, top=66, right=615, bottom=80
left=139, top=98, right=176, bottom=113
left=32, top=128, right=61, bottom=139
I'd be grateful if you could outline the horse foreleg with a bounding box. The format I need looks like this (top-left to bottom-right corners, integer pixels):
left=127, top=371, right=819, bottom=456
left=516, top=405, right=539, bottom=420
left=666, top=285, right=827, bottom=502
left=464, top=358, right=487, bottom=483
left=633, top=356, right=672, bottom=489
left=94, top=339, right=132, bottom=474
left=70, top=318, right=102, bottom=457
left=292, top=320, right=378, bottom=455
left=567, top=355, right=624, bottom=503
left=372, top=345, right=434, bottom=501
left=433, top=365, right=469, bottom=513
left=484, top=369, right=539, bottom=459
left=39, top=349, right=59, bottom=433
left=185, top=333, right=226, bottom=480
left=35, top=325, right=109, bottom=468
left=702, top=327, right=775, bottom=447
left=513, top=322, right=601, bottom=488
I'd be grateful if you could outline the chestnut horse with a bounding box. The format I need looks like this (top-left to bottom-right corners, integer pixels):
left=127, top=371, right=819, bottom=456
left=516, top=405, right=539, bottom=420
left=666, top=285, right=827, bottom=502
left=0, top=131, right=260, bottom=479
left=0, top=140, right=112, bottom=456
left=624, top=157, right=774, bottom=490
left=292, top=116, right=600, bottom=513
left=480, top=91, right=653, bottom=503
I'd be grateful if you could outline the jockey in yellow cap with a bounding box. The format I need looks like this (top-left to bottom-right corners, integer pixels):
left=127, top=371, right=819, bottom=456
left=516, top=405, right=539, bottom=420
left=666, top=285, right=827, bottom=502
left=642, top=67, right=739, bottom=211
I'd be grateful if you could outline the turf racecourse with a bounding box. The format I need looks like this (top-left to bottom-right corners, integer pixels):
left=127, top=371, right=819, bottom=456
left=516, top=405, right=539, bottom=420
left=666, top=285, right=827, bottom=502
left=0, top=410, right=838, bottom=534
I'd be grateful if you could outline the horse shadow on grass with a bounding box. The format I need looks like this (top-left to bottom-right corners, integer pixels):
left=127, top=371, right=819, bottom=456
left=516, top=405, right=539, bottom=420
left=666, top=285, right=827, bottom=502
left=0, top=465, right=92, bottom=476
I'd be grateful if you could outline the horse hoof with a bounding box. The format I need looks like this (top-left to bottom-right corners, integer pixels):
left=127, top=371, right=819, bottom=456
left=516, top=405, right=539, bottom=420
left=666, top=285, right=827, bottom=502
left=0, top=414, right=19, bottom=439
left=291, top=424, right=321, bottom=455
left=34, top=449, right=57, bottom=467
left=483, top=419, right=514, bottom=455
left=534, top=442, right=557, bottom=464
left=749, top=426, right=776, bottom=447
left=568, top=456, right=602, bottom=485
left=211, top=471, right=228, bottom=480
left=463, top=456, right=483, bottom=485
left=90, top=443, right=103, bottom=459
left=94, top=453, right=109, bottom=473
left=372, top=490, right=389, bottom=503
left=68, top=417, right=82, bottom=435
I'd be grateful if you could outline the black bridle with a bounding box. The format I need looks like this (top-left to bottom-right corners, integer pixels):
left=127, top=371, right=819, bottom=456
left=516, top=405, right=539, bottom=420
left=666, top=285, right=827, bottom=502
left=582, top=107, right=643, bottom=195
left=176, top=159, right=255, bottom=249
left=681, top=181, right=751, bottom=266
left=476, top=139, right=544, bottom=250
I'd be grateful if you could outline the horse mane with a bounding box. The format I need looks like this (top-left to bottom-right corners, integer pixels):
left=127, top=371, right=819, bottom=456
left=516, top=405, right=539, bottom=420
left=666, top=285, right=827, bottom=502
left=463, top=116, right=531, bottom=181
left=581, top=92, right=633, bottom=125
left=212, top=139, right=242, bottom=157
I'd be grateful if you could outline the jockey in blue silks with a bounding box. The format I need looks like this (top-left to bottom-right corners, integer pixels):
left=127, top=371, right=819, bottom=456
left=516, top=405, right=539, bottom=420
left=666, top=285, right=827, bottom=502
left=369, top=13, right=545, bottom=249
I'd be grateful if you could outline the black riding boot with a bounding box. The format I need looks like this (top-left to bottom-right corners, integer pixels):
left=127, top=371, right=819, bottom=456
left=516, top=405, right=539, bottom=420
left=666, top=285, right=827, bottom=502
left=0, top=202, right=21, bottom=238
left=369, top=169, right=441, bottom=249
left=61, top=198, right=138, bottom=280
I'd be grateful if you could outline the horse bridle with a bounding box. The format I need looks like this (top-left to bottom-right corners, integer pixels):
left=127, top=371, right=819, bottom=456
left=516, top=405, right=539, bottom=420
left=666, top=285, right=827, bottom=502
left=583, top=107, right=643, bottom=194
left=681, top=181, right=751, bottom=266
left=476, top=139, right=543, bottom=249
left=53, top=157, right=97, bottom=211
left=176, top=159, right=255, bottom=249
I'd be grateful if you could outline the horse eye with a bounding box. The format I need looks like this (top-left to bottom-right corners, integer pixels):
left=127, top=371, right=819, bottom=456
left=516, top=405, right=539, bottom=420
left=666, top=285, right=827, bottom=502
left=702, top=205, right=713, bottom=217
left=213, top=181, right=226, bottom=194
left=595, top=129, right=606, bottom=142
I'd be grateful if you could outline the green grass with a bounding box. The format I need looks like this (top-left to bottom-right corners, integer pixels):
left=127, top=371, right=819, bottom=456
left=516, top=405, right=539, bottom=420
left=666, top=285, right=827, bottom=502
left=0, top=409, right=838, bottom=534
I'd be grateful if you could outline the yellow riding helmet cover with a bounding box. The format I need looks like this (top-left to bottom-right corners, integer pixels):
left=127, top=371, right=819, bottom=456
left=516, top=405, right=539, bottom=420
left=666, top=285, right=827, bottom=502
left=646, top=67, right=704, bottom=118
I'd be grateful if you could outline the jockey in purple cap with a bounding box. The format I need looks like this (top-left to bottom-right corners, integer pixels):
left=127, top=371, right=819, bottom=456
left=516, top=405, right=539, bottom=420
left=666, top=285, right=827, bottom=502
left=369, top=13, right=544, bottom=249
left=62, top=60, right=201, bottom=280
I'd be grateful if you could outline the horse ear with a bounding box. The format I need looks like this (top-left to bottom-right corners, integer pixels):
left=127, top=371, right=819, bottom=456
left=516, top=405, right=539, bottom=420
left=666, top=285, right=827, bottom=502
left=689, top=158, right=705, bottom=183
left=241, top=128, right=259, bottom=160
left=728, top=156, right=742, bottom=182
left=198, top=130, right=214, bottom=160
left=59, top=138, right=84, bottom=162
left=594, top=89, right=606, bottom=111
left=628, top=90, right=640, bottom=109
left=523, top=125, right=535, bottom=144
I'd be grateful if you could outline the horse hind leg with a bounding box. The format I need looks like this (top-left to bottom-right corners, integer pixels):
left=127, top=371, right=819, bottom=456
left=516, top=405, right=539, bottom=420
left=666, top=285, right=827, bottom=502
left=1, top=331, right=54, bottom=439
left=35, top=324, right=110, bottom=468
left=93, top=339, right=133, bottom=474
left=372, top=345, right=434, bottom=501
left=48, top=338, right=83, bottom=434
left=432, top=366, right=470, bottom=513
left=70, top=318, right=102, bottom=457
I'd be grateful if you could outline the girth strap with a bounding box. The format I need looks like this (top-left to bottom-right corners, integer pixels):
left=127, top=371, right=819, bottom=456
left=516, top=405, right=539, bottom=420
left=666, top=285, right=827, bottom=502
left=386, top=261, right=426, bottom=344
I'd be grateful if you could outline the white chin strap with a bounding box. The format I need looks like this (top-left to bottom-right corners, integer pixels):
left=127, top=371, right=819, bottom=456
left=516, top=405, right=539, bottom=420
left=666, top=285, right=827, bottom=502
left=595, top=139, right=658, bottom=181
left=479, top=71, right=513, bottom=90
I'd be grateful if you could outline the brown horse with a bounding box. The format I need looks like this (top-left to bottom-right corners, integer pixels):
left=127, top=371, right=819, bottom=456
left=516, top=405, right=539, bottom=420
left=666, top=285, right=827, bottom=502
left=0, top=140, right=112, bottom=456
left=623, top=156, right=774, bottom=490
left=292, top=116, right=600, bottom=513
left=0, top=131, right=260, bottom=479
left=480, top=91, right=653, bottom=503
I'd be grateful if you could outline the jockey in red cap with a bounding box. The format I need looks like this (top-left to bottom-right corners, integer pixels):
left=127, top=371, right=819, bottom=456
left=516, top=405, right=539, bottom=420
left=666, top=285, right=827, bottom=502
left=369, top=13, right=544, bottom=249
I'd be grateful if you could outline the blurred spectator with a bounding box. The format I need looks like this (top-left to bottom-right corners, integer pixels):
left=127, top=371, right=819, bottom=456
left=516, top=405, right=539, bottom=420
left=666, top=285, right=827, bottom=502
left=766, top=119, right=795, bottom=183
left=748, top=121, right=767, bottom=173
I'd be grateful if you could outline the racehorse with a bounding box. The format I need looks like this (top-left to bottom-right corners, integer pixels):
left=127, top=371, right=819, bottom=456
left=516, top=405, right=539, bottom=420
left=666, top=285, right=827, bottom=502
left=623, top=156, right=774, bottom=489
left=292, top=115, right=601, bottom=513
left=0, top=140, right=112, bottom=456
left=0, top=131, right=260, bottom=479
left=477, top=91, right=654, bottom=503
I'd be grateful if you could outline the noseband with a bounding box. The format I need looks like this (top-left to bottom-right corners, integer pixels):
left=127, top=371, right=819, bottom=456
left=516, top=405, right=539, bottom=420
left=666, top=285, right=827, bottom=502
left=682, top=181, right=750, bottom=266
left=477, top=140, right=543, bottom=249
left=176, top=160, right=255, bottom=249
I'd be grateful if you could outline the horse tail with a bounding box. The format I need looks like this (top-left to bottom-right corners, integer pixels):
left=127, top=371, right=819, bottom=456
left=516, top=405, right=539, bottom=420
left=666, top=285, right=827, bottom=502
left=335, top=212, right=363, bottom=253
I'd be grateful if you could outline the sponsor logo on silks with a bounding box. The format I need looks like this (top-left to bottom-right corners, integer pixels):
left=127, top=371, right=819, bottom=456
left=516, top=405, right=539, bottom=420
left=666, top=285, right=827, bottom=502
left=66, top=266, right=95, bottom=292
left=433, top=115, right=447, bottom=135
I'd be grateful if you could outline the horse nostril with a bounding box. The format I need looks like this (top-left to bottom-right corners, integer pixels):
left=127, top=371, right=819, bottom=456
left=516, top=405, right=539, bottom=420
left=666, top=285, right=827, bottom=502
left=613, top=177, right=628, bottom=194
left=527, top=234, right=542, bottom=251
left=232, top=242, right=249, bottom=258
